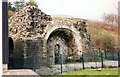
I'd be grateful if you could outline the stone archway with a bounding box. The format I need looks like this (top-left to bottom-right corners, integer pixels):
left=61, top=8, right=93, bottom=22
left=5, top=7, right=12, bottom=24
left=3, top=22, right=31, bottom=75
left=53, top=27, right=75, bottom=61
left=47, top=28, right=82, bottom=65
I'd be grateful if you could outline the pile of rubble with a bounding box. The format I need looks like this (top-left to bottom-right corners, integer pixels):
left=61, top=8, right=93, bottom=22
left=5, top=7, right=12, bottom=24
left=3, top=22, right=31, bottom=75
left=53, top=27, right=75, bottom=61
left=9, top=5, right=52, bottom=40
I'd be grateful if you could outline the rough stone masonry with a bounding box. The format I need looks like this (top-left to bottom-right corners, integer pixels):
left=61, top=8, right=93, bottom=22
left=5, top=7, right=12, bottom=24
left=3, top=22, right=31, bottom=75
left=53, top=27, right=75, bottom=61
left=8, top=5, right=91, bottom=69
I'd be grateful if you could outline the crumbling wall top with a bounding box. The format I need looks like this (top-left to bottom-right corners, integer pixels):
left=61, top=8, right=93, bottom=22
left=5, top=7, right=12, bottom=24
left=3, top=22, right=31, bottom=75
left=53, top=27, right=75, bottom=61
left=9, top=5, right=52, bottom=40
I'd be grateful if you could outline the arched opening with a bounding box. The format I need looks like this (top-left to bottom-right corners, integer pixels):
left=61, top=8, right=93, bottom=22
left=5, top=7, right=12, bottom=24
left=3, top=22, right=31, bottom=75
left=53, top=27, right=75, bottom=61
left=54, top=44, right=60, bottom=64
left=9, top=37, right=14, bottom=54
left=8, top=37, right=24, bottom=69
left=47, top=28, right=79, bottom=65
left=8, top=37, right=14, bottom=69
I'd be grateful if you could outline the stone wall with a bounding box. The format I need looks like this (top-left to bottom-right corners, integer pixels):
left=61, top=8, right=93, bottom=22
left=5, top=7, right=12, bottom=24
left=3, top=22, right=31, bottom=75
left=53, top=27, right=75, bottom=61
left=9, top=5, right=52, bottom=69
left=8, top=5, right=91, bottom=70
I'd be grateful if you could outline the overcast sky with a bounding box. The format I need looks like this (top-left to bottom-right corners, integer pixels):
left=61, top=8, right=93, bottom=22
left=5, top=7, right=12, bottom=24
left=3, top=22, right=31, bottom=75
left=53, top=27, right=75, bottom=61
left=9, top=0, right=119, bottom=21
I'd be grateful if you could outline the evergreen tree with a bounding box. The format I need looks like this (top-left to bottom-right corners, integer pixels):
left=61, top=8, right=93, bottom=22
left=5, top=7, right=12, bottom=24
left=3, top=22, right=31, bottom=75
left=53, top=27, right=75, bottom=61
left=14, top=1, right=21, bottom=11
left=8, top=2, right=16, bottom=11
left=27, top=0, right=38, bottom=7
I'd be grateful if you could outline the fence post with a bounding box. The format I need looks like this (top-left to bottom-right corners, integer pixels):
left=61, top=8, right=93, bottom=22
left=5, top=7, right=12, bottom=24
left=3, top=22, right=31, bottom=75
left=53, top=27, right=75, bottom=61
left=118, top=52, right=120, bottom=67
left=98, top=48, right=104, bottom=68
left=101, top=52, right=104, bottom=68
left=60, top=54, right=62, bottom=73
left=104, top=49, right=107, bottom=59
left=112, top=51, right=114, bottom=60
left=82, top=53, right=85, bottom=69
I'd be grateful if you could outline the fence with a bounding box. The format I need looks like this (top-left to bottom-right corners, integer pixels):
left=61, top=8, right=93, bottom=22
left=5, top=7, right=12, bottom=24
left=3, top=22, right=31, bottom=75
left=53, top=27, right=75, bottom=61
left=65, top=48, right=119, bottom=69
left=8, top=47, right=119, bottom=70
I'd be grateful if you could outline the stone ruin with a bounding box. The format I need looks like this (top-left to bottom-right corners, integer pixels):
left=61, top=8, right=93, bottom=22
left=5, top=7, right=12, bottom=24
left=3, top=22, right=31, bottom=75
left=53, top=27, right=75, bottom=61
left=8, top=5, right=91, bottom=70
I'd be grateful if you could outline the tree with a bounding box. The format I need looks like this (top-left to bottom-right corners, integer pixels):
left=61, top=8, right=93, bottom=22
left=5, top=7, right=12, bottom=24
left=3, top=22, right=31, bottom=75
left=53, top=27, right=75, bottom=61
left=13, top=0, right=26, bottom=11
left=27, top=0, right=38, bottom=7
left=19, top=0, right=26, bottom=9
left=14, top=1, right=21, bottom=11
left=91, top=34, right=115, bottom=51
left=102, top=35, right=115, bottom=50
left=100, top=35, right=115, bottom=51
left=103, top=13, right=118, bottom=25
left=8, top=2, right=16, bottom=11
left=8, top=2, right=15, bottom=18
left=8, top=2, right=12, bottom=10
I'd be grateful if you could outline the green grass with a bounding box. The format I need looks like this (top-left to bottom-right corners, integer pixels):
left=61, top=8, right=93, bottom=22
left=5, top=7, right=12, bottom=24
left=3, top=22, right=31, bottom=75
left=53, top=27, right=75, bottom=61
left=51, top=68, right=119, bottom=77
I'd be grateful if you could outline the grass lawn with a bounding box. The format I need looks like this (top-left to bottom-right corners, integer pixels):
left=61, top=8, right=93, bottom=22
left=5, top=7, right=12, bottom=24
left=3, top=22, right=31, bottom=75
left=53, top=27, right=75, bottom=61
left=51, top=68, right=119, bottom=77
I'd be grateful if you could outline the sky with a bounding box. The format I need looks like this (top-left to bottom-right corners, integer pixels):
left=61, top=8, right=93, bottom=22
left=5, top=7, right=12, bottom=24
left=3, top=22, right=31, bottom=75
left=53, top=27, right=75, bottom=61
left=9, top=0, right=120, bottom=21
